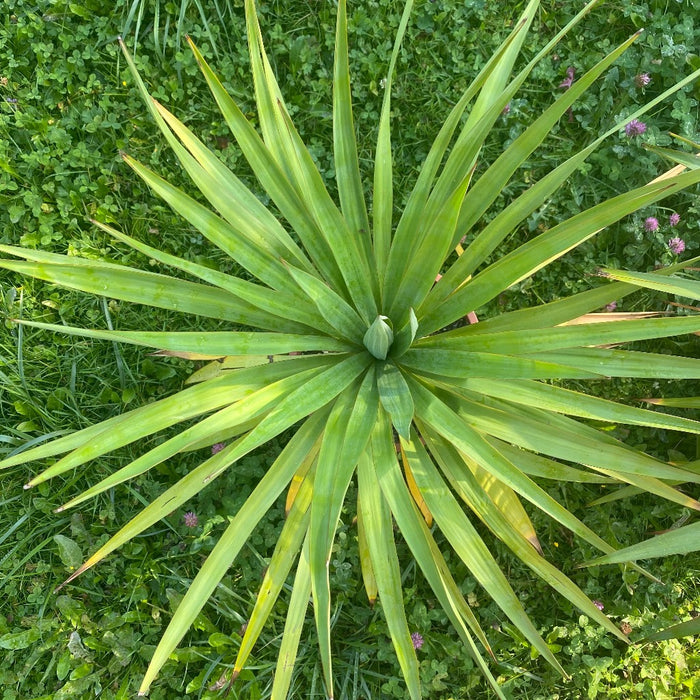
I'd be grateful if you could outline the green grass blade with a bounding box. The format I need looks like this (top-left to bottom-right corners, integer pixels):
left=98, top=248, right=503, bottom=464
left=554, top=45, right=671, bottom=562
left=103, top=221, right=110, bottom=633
left=643, top=396, right=700, bottom=408
left=643, top=145, right=700, bottom=170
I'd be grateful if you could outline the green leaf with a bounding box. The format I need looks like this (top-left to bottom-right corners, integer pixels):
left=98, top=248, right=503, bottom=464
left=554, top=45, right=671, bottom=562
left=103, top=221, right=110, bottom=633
left=370, top=411, right=504, bottom=697
left=372, top=0, right=415, bottom=274
left=583, top=522, right=700, bottom=567
left=187, top=38, right=345, bottom=293
left=470, top=256, right=700, bottom=334
left=377, top=363, right=414, bottom=439
left=643, top=616, right=700, bottom=642
left=0, top=628, right=40, bottom=651
left=521, top=347, right=700, bottom=379
left=0, top=253, right=261, bottom=326
left=333, top=0, right=370, bottom=243
left=363, top=315, right=394, bottom=360
left=284, top=263, right=366, bottom=342
left=421, top=168, right=700, bottom=334
left=357, top=452, right=420, bottom=700
left=459, top=378, right=700, bottom=435
left=414, top=426, right=629, bottom=639
left=600, top=268, right=700, bottom=301
left=53, top=535, right=83, bottom=571
left=270, top=536, right=311, bottom=700
left=244, top=0, right=378, bottom=322
left=399, top=426, right=568, bottom=671
left=235, top=458, right=316, bottom=675
left=91, top=220, right=326, bottom=333
left=421, top=314, right=700, bottom=353
left=642, top=144, right=700, bottom=170
left=137, top=412, right=326, bottom=695
left=18, top=357, right=332, bottom=487
left=401, top=348, right=603, bottom=379
left=309, top=369, right=379, bottom=696
left=12, top=320, right=352, bottom=356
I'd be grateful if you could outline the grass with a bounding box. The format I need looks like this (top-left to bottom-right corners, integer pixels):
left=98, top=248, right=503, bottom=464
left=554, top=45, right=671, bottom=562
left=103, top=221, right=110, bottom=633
left=1, top=0, right=699, bottom=697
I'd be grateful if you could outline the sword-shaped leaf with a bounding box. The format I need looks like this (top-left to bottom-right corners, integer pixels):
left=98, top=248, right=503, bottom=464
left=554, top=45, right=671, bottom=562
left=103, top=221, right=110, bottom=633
left=357, top=451, right=421, bottom=700
left=600, top=268, right=700, bottom=301
left=309, top=369, right=378, bottom=696
left=583, top=521, right=700, bottom=567
left=137, top=413, right=326, bottom=695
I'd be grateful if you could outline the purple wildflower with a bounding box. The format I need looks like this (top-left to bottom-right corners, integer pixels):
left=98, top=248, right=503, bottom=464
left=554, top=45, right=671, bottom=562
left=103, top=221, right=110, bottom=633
left=625, top=119, right=647, bottom=137
left=669, top=212, right=680, bottom=227
left=559, top=66, right=575, bottom=89
left=605, top=301, right=617, bottom=312
left=592, top=600, right=605, bottom=611
left=634, top=73, right=651, bottom=88
left=211, top=442, right=226, bottom=455
left=502, top=103, right=511, bottom=115
left=644, top=216, right=659, bottom=233
left=183, top=511, right=199, bottom=528
left=411, top=632, right=424, bottom=650
left=668, top=237, right=686, bottom=255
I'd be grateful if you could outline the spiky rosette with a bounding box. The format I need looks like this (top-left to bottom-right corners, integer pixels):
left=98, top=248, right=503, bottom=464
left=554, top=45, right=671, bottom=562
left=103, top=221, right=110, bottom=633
left=3, top=1, right=700, bottom=697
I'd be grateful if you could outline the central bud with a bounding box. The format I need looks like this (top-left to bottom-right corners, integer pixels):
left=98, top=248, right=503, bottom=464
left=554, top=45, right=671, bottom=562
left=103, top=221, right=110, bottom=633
left=363, top=315, right=394, bottom=360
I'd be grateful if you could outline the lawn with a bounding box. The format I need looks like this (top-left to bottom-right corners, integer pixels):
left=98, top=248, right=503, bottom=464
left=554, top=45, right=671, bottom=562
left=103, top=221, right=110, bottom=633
left=1, top=0, right=699, bottom=698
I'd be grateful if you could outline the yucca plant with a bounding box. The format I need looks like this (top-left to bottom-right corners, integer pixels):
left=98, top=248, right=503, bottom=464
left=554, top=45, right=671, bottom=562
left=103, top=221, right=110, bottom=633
left=3, top=0, right=700, bottom=697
